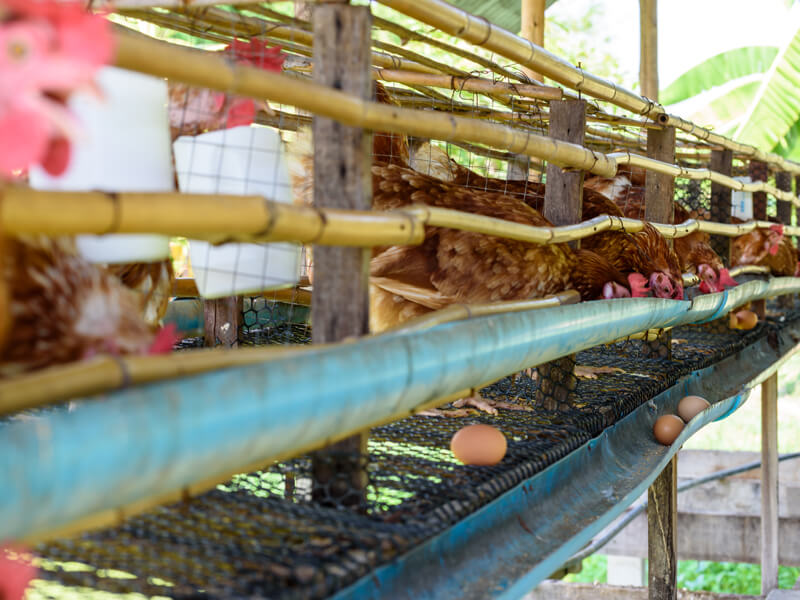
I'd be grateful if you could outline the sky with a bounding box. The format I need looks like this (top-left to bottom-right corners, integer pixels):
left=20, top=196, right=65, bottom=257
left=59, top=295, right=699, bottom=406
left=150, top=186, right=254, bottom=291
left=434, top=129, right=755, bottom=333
left=547, top=0, right=796, bottom=91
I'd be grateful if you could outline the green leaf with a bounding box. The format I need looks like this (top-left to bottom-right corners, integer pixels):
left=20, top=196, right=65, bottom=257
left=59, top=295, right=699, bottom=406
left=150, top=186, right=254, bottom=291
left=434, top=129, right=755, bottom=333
left=660, top=46, right=778, bottom=105
left=735, top=22, right=800, bottom=151
left=687, top=79, right=762, bottom=131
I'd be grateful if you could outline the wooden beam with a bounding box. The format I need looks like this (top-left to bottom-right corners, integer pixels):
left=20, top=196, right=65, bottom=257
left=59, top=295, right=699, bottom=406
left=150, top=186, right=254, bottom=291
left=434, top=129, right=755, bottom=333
left=521, top=0, right=546, bottom=82
left=709, top=149, right=733, bottom=265
left=524, top=581, right=759, bottom=600
left=762, top=372, right=780, bottom=595
left=543, top=99, right=586, bottom=232
left=648, top=456, right=677, bottom=600
left=203, top=297, right=241, bottom=347
left=535, top=99, right=585, bottom=411
left=750, top=160, right=769, bottom=320
left=309, top=2, right=372, bottom=510
left=776, top=172, right=794, bottom=308
left=644, top=125, right=675, bottom=357
left=639, top=0, right=658, bottom=101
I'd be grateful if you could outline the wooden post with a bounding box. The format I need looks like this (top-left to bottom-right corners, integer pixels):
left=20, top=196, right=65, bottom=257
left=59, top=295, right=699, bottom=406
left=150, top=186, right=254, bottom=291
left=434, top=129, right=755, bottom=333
left=648, top=456, right=677, bottom=600
left=309, top=2, right=372, bottom=509
left=643, top=126, right=675, bottom=359
left=751, top=160, right=769, bottom=320
left=521, top=0, right=546, bottom=82
left=776, top=172, right=794, bottom=308
left=203, top=297, right=241, bottom=347
left=294, top=0, right=311, bottom=20
left=761, top=371, right=779, bottom=595
left=535, top=99, right=586, bottom=411
left=709, top=149, right=733, bottom=264
left=543, top=99, right=586, bottom=232
left=639, top=0, right=658, bottom=100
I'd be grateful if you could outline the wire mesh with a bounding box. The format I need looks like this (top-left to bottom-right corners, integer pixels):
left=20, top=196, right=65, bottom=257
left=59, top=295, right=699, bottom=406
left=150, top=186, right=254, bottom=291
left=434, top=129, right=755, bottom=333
left=30, top=308, right=800, bottom=599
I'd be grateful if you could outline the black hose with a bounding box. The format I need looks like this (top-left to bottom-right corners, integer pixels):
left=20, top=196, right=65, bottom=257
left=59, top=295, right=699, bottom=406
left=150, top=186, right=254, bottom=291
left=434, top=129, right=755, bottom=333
left=562, top=451, right=800, bottom=569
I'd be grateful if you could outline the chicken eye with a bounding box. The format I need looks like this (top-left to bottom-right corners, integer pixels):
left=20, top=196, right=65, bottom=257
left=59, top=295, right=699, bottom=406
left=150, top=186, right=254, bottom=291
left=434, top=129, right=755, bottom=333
left=7, top=38, right=29, bottom=62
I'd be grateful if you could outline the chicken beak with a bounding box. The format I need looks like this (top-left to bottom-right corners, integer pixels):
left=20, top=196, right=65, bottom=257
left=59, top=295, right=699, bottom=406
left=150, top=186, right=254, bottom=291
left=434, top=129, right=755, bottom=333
left=718, top=268, right=738, bottom=289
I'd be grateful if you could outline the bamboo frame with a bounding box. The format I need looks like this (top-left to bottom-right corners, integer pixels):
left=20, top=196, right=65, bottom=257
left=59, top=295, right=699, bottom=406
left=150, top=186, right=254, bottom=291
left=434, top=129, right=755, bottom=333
left=612, top=152, right=800, bottom=206
left=389, top=291, right=580, bottom=333
left=376, top=0, right=800, bottom=176
left=5, top=187, right=798, bottom=246
left=0, top=294, right=577, bottom=419
left=172, top=278, right=312, bottom=305
left=111, top=29, right=800, bottom=202
left=375, top=0, right=659, bottom=117
left=100, top=0, right=268, bottom=7
left=374, top=68, right=562, bottom=102
left=112, top=27, right=618, bottom=176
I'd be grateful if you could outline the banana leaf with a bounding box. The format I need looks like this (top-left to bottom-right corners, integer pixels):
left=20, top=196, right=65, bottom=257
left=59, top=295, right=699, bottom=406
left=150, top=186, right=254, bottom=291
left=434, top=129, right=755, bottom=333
left=734, top=24, right=800, bottom=152
left=660, top=46, right=777, bottom=105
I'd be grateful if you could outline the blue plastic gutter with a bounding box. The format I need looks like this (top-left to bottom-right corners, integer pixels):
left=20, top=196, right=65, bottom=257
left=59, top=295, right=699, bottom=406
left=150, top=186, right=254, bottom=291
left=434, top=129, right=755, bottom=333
left=1, top=280, right=799, bottom=541
left=333, top=317, right=800, bottom=600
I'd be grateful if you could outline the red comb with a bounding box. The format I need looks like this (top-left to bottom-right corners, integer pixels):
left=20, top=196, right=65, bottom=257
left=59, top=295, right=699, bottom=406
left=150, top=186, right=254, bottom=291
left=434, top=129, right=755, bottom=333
left=224, top=40, right=286, bottom=72
left=147, top=323, right=180, bottom=355
left=0, top=545, right=36, bottom=600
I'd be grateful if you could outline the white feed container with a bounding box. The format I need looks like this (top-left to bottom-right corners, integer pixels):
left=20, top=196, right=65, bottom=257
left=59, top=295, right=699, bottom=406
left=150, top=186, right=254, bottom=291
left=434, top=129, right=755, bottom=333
left=172, top=125, right=301, bottom=299
left=731, top=176, right=754, bottom=221
left=29, top=66, right=174, bottom=263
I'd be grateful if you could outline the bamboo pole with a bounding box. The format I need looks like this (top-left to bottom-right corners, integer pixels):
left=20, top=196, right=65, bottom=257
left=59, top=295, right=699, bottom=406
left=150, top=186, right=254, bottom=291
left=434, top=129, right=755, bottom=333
left=375, top=0, right=660, bottom=117
left=0, top=293, right=578, bottom=418
left=639, top=0, right=658, bottom=101
left=172, top=278, right=312, bottom=305
left=101, top=0, right=270, bottom=7
left=112, top=27, right=618, bottom=177
left=521, top=0, right=546, bottom=82
left=109, top=29, right=800, bottom=200
left=373, top=68, right=562, bottom=101
left=5, top=188, right=800, bottom=246
left=611, top=153, right=800, bottom=206
left=374, top=0, right=800, bottom=176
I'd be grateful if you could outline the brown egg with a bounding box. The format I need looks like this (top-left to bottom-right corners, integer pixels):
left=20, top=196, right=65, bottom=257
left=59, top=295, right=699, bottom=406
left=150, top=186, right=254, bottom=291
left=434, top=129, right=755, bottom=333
left=731, top=309, right=758, bottom=330
left=653, top=414, right=685, bottom=446
left=677, top=395, right=710, bottom=422
left=450, top=424, right=507, bottom=466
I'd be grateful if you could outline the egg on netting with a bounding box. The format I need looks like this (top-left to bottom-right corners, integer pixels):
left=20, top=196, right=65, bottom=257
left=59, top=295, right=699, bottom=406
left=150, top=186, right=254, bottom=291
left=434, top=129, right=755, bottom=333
left=450, top=424, right=507, bottom=466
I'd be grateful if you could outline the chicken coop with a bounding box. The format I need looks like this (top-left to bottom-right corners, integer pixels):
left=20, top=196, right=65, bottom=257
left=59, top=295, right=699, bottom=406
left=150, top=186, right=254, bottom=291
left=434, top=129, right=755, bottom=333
left=3, top=0, right=800, bottom=599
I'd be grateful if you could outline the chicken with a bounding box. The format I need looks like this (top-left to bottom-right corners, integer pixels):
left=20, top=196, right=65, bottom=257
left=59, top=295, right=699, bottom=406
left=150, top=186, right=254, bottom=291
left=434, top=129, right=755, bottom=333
left=585, top=165, right=733, bottom=294
left=672, top=204, right=737, bottom=293
left=580, top=187, right=683, bottom=299
left=107, top=259, right=174, bottom=326
left=169, top=40, right=285, bottom=140
left=369, top=163, right=633, bottom=327
left=731, top=218, right=797, bottom=276
left=434, top=158, right=682, bottom=300
left=0, top=235, right=176, bottom=377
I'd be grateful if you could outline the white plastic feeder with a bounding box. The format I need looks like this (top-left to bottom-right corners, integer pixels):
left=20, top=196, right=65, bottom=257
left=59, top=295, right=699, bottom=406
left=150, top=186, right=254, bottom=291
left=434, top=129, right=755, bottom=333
left=172, top=125, right=301, bottom=299
left=29, top=66, right=174, bottom=263
left=731, top=176, right=754, bottom=221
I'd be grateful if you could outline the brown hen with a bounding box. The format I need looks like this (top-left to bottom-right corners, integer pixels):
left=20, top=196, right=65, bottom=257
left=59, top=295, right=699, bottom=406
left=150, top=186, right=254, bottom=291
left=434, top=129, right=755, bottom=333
left=107, top=259, right=174, bottom=327
left=731, top=218, right=797, bottom=276
left=368, top=163, right=631, bottom=332
left=585, top=165, right=733, bottom=294
left=1, top=236, right=174, bottom=377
